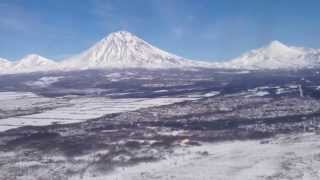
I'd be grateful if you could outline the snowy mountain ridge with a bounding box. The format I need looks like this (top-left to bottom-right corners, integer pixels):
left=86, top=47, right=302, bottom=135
left=2, top=54, right=59, bottom=74
left=0, top=58, right=12, bottom=71
left=1, top=31, right=320, bottom=74
left=223, top=41, right=320, bottom=70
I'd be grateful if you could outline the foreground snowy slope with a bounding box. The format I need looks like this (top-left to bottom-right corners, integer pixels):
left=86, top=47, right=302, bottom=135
left=104, top=133, right=320, bottom=180
left=62, top=31, right=210, bottom=69
left=224, top=41, right=320, bottom=69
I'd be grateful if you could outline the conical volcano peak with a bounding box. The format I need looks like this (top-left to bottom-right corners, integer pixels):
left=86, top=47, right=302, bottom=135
left=103, top=30, right=142, bottom=44
left=108, top=30, right=135, bottom=38
left=62, top=30, right=207, bottom=69
left=262, top=40, right=300, bottom=57
left=267, top=40, right=290, bottom=50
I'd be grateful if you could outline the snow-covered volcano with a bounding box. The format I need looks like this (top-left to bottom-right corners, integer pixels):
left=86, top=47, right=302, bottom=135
left=63, top=33, right=320, bottom=70
left=223, top=41, right=320, bottom=70
left=2, top=32, right=320, bottom=74
left=62, top=31, right=209, bottom=69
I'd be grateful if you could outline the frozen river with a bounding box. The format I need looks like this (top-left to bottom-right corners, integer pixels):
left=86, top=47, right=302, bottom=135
left=0, top=92, right=197, bottom=132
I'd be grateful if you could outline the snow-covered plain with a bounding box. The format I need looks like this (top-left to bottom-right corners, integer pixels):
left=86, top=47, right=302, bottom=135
left=86, top=133, right=320, bottom=180
left=1, top=87, right=320, bottom=179
left=0, top=92, right=198, bottom=132
left=0, top=91, right=66, bottom=113
left=25, top=76, right=64, bottom=88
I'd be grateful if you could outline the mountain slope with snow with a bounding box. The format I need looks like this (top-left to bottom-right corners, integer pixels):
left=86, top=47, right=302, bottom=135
left=62, top=31, right=210, bottom=69
left=2, top=32, right=320, bottom=74
left=0, top=58, right=12, bottom=71
left=223, top=41, right=320, bottom=70
left=9, top=54, right=59, bottom=73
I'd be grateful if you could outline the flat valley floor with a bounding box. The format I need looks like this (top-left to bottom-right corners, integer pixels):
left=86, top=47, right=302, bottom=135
left=1, top=69, right=320, bottom=179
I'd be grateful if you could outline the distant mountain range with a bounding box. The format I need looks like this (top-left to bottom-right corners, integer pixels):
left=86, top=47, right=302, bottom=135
left=1, top=31, right=320, bottom=74
left=222, top=40, right=320, bottom=70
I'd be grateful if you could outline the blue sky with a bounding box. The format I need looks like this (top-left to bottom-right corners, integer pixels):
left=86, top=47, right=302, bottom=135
left=0, top=0, right=320, bottom=62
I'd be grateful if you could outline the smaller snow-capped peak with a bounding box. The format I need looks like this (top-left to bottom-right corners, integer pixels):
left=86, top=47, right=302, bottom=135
left=0, top=58, right=12, bottom=67
left=223, top=40, right=320, bottom=70
left=0, top=57, right=10, bottom=63
left=15, top=54, right=57, bottom=67
left=0, top=58, right=12, bottom=73
left=16, top=54, right=54, bottom=65
left=11, top=54, right=59, bottom=72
